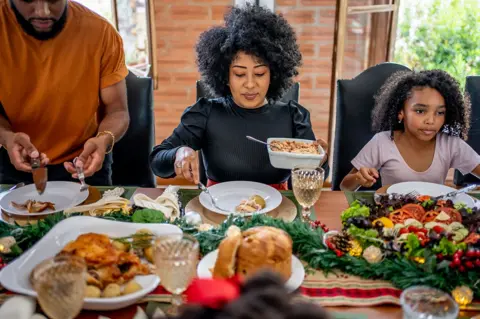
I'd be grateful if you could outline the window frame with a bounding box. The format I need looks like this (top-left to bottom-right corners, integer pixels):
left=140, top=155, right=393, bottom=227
left=326, top=0, right=400, bottom=174
left=102, top=0, right=157, bottom=87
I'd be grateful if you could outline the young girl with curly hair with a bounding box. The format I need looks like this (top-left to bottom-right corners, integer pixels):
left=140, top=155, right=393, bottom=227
left=150, top=4, right=328, bottom=190
left=172, top=271, right=331, bottom=319
left=341, top=70, right=480, bottom=191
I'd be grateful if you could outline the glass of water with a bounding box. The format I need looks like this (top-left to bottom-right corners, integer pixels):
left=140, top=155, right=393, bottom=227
left=400, top=286, right=459, bottom=319
left=292, top=166, right=324, bottom=221
left=154, top=233, right=199, bottom=315
left=31, top=254, right=86, bottom=319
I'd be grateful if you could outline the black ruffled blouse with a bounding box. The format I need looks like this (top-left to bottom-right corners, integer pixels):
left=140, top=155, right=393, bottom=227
left=150, top=97, right=329, bottom=184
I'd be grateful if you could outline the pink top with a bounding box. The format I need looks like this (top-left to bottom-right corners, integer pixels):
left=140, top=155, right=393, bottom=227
left=351, top=131, right=480, bottom=186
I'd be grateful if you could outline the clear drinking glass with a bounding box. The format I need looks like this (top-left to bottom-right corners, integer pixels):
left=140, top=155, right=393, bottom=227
left=31, top=254, right=86, bottom=319
left=400, top=286, right=459, bottom=319
left=291, top=166, right=325, bottom=221
left=154, top=233, right=199, bottom=315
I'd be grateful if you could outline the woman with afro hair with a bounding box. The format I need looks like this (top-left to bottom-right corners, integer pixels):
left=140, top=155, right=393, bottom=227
left=340, top=69, right=480, bottom=191
left=150, top=4, right=329, bottom=189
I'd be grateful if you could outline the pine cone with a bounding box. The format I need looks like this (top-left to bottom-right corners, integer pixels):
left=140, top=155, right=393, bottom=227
left=330, top=234, right=352, bottom=253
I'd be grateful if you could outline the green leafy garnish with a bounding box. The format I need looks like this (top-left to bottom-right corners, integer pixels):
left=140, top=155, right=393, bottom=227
left=340, top=201, right=370, bottom=223
left=405, top=234, right=421, bottom=258
left=453, top=202, right=472, bottom=214
left=432, top=237, right=467, bottom=256
left=421, top=199, right=434, bottom=208
left=132, top=209, right=166, bottom=223
left=346, top=224, right=379, bottom=247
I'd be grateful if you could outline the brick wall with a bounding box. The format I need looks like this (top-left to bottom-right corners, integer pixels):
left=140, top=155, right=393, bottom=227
left=153, top=0, right=232, bottom=145
left=153, top=0, right=232, bottom=184
left=276, top=0, right=336, bottom=141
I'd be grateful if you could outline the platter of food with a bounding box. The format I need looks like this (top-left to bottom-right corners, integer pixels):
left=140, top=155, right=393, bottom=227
left=0, top=182, right=89, bottom=216
left=198, top=181, right=282, bottom=216
left=267, top=137, right=326, bottom=169
left=0, top=216, right=182, bottom=310
left=197, top=225, right=305, bottom=291
left=387, top=182, right=475, bottom=207
left=329, top=192, right=480, bottom=271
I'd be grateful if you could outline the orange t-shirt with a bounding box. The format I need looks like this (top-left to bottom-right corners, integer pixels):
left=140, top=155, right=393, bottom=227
left=0, top=0, right=128, bottom=164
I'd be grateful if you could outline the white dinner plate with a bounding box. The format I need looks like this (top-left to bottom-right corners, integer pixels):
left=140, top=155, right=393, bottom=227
left=0, top=181, right=89, bottom=216
left=199, top=181, right=282, bottom=216
left=197, top=249, right=305, bottom=292
left=387, top=182, right=475, bottom=207
left=0, top=216, right=182, bottom=311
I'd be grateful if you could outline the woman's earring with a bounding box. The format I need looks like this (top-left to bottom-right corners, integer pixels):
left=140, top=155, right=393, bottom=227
left=398, top=119, right=403, bottom=124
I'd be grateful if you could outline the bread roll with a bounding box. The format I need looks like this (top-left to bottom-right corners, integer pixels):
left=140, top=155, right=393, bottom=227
left=235, top=226, right=292, bottom=281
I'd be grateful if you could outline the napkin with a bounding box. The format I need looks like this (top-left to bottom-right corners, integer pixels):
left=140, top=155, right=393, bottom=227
left=132, top=186, right=181, bottom=219
left=63, top=187, right=130, bottom=216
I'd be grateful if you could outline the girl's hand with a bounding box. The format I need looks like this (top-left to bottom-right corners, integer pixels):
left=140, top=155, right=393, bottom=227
left=174, top=147, right=199, bottom=184
left=355, top=167, right=379, bottom=188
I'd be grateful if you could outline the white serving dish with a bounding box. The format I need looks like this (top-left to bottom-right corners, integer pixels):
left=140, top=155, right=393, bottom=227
left=0, top=216, right=182, bottom=311
left=387, top=182, right=476, bottom=207
left=199, top=181, right=282, bottom=216
left=267, top=138, right=326, bottom=170
left=197, top=249, right=305, bottom=292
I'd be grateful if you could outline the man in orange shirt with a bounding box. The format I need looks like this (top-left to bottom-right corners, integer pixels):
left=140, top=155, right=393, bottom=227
left=0, top=0, right=130, bottom=185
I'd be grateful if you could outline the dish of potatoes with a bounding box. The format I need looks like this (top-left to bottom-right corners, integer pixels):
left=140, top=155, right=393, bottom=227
left=31, top=228, right=157, bottom=299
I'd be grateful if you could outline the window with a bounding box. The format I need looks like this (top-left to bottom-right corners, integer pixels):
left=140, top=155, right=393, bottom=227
left=235, top=0, right=274, bottom=11
left=73, top=0, right=154, bottom=78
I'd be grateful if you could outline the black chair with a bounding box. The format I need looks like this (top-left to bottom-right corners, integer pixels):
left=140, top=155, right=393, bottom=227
left=111, top=72, right=156, bottom=187
left=195, top=80, right=300, bottom=185
left=454, top=76, right=480, bottom=186
left=331, top=62, right=411, bottom=191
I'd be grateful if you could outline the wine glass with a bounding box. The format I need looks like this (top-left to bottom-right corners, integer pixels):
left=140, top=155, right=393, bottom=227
left=154, top=233, right=199, bottom=315
left=31, top=254, right=86, bottom=319
left=291, top=166, right=324, bottom=221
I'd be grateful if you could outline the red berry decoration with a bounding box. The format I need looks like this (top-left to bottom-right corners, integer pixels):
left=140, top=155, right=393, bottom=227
left=475, top=259, right=480, bottom=267
left=310, top=220, right=329, bottom=232
left=459, top=265, right=466, bottom=272
left=436, top=253, right=444, bottom=260
left=465, top=261, right=475, bottom=269
left=452, top=258, right=461, bottom=267
left=466, top=250, right=476, bottom=258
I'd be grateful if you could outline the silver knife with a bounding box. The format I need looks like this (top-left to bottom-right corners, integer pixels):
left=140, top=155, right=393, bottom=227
left=31, top=158, right=47, bottom=195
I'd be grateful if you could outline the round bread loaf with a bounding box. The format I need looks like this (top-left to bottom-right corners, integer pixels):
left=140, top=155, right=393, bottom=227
left=235, top=226, right=292, bottom=281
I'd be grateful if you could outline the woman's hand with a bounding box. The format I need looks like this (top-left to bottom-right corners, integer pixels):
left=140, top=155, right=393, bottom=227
left=174, top=147, right=200, bottom=184
left=317, top=138, right=328, bottom=165
left=355, top=167, right=379, bottom=188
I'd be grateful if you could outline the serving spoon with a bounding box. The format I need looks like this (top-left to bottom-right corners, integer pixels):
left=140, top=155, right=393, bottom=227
left=246, top=136, right=270, bottom=146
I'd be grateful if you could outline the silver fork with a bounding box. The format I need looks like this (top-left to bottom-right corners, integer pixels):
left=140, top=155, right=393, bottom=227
left=406, top=190, right=420, bottom=197
left=73, top=157, right=89, bottom=192
left=432, top=184, right=478, bottom=201
left=198, top=182, right=228, bottom=212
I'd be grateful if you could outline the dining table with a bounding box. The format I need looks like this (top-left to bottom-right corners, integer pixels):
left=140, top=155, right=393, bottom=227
left=1, top=186, right=479, bottom=319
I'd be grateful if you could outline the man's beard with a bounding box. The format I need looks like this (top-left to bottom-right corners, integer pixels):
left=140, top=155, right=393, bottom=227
left=10, top=0, right=67, bottom=40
